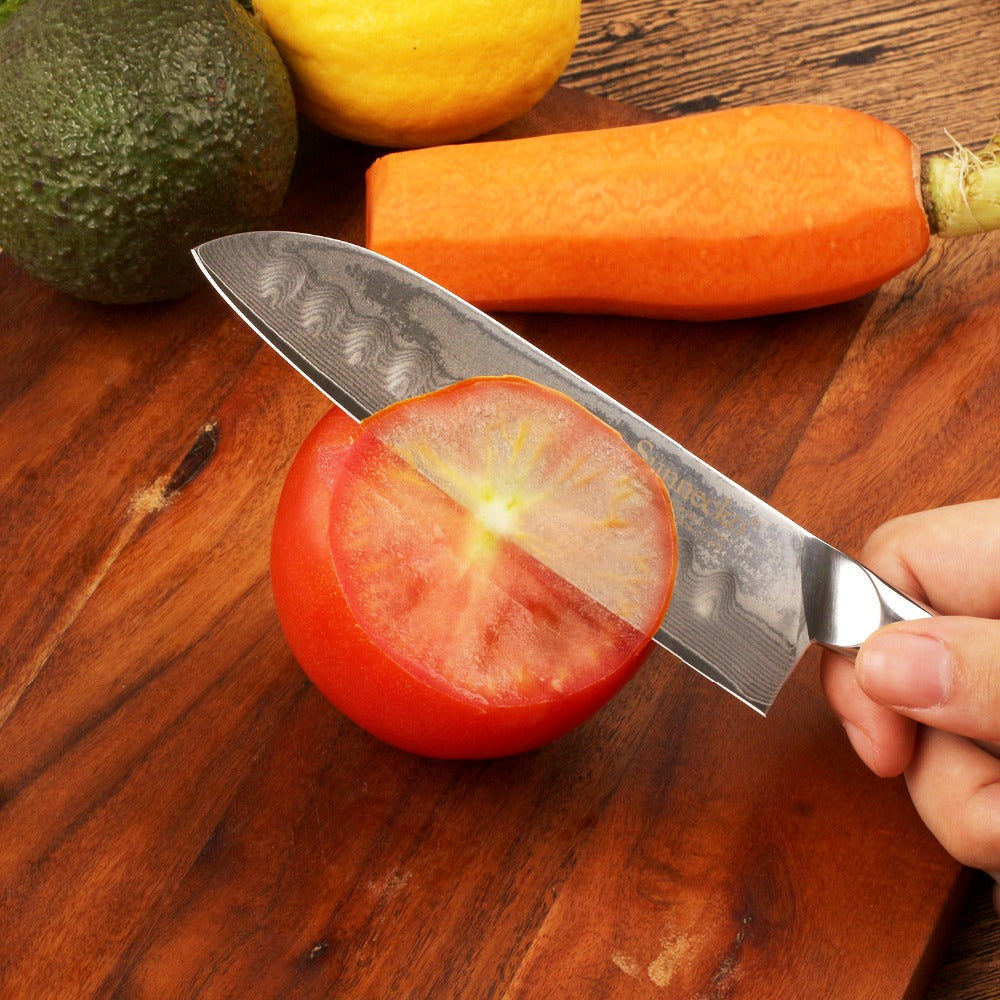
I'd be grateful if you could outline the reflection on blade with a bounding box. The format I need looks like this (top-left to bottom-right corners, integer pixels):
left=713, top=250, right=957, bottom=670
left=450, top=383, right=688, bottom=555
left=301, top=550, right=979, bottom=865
left=666, top=536, right=807, bottom=711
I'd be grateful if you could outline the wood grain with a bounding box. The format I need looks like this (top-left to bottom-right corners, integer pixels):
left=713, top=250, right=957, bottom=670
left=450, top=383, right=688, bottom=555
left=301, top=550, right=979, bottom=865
left=563, top=3, right=1000, bottom=996
left=566, top=0, right=998, bottom=148
left=563, top=0, right=1000, bottom=1000
left=1, top=1, right=999, bottom=997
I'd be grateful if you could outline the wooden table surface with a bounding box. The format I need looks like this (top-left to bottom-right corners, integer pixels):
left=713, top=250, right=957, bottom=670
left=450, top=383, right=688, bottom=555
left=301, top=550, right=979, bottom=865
left=566, top=3, right=1000, bottom=997
left=3, top=0, right=1000, bottom=997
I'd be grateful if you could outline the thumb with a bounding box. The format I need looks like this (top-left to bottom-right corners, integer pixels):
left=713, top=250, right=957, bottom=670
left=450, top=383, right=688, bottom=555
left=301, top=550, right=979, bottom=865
left=856, top=617, right=1000, bottom=743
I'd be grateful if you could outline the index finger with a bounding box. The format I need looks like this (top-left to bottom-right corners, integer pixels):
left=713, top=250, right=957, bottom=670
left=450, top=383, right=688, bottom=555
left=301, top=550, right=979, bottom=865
left=860, top=500, right=1000, bottom=618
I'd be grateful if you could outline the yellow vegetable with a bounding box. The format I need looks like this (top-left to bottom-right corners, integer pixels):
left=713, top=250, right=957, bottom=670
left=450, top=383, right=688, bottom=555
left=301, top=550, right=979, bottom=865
left=252, top=0, right=580, bottom=148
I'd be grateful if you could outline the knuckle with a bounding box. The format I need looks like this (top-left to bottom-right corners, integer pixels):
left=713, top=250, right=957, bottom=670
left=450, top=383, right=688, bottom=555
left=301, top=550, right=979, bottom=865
left=938, top=784, right=1000, bottom=872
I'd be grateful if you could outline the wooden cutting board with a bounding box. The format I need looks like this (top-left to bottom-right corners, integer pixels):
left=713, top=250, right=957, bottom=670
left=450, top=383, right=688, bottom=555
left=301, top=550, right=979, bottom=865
left=3, top=84, right=998, bottom=998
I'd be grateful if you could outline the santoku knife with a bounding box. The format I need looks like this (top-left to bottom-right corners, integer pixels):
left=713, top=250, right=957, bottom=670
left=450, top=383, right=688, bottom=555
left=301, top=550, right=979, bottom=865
left=192, top=230, right=929, bottom=715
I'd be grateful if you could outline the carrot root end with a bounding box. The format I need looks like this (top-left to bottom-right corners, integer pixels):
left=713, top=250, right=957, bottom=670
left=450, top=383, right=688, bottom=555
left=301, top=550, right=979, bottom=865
left=924, top=132, right=1000, bottom=238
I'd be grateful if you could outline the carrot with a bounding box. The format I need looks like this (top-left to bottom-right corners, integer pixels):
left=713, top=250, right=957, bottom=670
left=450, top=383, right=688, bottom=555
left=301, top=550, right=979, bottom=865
left=365, top=103, right=1000, bottom=322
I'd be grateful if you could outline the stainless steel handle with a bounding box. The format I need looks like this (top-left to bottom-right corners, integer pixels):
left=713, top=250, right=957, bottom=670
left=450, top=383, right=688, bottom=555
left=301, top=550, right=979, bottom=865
left=804, top=538, right=1000, bottom=759
left=802, top=537, right=932, bottom=657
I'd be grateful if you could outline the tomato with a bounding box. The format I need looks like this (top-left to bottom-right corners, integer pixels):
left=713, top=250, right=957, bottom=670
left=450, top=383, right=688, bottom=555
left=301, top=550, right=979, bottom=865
left=270, top=376, right=677, bottom=758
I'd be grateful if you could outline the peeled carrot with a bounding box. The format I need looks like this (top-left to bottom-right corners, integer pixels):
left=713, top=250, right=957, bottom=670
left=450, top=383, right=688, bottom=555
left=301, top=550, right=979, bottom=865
left=365, top=103, right=1000, bottom=321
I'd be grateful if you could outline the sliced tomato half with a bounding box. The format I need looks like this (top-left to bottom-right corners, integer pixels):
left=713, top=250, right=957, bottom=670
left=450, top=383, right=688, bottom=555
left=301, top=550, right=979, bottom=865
left=271, top=376, right=677, bottom=758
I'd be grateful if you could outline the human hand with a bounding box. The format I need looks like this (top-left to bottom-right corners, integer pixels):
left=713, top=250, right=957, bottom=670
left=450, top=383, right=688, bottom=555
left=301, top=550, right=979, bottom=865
left=820, top=500, right=1000, bottom=912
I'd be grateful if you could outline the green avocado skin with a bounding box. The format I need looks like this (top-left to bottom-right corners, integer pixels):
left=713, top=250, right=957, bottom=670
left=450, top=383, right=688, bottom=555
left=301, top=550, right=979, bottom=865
left=0, top=0, right=297, bottom=304
left=0, top=0, right=28, bottom=26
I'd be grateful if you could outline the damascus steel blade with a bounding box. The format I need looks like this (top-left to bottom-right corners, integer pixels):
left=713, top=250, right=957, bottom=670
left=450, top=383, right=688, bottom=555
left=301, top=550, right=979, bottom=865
left=193, top=231, right=930, bottom=714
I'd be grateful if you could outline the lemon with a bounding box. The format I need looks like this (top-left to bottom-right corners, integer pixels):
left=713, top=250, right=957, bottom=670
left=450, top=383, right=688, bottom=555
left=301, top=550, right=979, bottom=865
left=252, top=0, right=580, bottom=148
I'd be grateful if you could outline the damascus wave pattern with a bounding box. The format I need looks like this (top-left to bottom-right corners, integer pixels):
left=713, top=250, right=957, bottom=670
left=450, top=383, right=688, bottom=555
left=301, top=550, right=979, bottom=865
left=212, top=231, right=459, bottom=414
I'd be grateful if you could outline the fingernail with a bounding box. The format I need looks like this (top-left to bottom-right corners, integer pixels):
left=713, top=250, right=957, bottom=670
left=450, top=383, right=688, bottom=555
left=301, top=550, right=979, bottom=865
left=857, top=632, right=952, bottom=708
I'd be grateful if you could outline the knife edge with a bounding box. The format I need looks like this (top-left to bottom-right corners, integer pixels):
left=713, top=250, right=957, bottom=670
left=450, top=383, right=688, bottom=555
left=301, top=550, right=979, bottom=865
left=193, top=231, right=931, bottom=716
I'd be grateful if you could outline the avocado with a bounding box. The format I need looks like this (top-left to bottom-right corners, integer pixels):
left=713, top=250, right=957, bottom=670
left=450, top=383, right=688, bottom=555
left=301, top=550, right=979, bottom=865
left=0, top=0, right=297, bottom=304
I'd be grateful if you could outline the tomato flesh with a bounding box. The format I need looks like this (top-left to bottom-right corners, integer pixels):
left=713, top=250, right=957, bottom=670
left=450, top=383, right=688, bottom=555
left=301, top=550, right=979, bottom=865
left=271, top=376, right=677, bottom=758
left=331, top=433, right=650, bottom=706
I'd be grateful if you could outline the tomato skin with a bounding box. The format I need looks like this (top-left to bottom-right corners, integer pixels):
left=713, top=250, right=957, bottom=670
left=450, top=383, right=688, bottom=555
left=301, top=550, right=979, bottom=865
left=270, top=402, right=663, bottom=759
